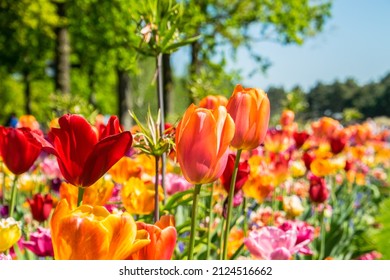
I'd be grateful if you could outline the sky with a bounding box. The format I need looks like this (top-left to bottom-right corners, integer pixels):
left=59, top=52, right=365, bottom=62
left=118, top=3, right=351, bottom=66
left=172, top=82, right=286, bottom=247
left=173, top=0, right=390, bottom=92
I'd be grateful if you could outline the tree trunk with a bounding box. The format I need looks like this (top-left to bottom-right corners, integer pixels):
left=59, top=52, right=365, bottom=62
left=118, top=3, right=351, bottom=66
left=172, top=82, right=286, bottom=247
left=162, top=53, right=173, bottom=119
left=88, top=69, right=97, bottom=108
left=55, top=2, right=71, bottom=95
left=117, top=69, right=132, bottom=129
left=23, top=72, right=31, bottom=115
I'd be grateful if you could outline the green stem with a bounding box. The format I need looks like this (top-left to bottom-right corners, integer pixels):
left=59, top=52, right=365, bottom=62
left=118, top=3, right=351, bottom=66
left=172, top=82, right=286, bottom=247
left=319, top=207, right=326, bottom=260
left=9, top=175, right=19, bottom=218
left=243, top=197, right=248, bottom=237
left=1, top=164, right=6, bottom=205
left=222, top=149, right=242, bottom=260
left=154, top=156, right=160, bottom=223
left=219, top=217, right=225, bottom=260
left=206, top=183, right=214, bottom=260
left=188, top=183, right=202, bottom=260
left=77, top=187, right=85, bottom=207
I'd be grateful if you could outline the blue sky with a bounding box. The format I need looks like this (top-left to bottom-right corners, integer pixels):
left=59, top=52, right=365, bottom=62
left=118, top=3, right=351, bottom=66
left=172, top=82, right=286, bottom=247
left=173, top=0, right=390, bottom=92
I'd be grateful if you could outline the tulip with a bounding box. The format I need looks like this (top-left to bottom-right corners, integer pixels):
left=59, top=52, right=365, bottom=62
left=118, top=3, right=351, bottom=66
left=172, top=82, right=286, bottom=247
left=0, top=217, right=21, bottom=252
left=220, top=153, right=250, bottom=194
left=308, top=174, right=329, bottom=203
left=121, top=177, right=164, bottom=215
left=50, top=199, right=150, bottom=260
left=109, top=156, right=142, bottom=184
left=280, top=109, right=295, bottom=127
left=39, top=114, right=132, bottom=187
left=329, top=136, right=347, bottom=154
left=279, top=221, right=314, bottom=255
left=226, top=84, right=270, bottom=150
left=17, top=115, right=40, bottom=131
left=282, top=195, right=304, bottom=218
left=293, top=131, right=310, bottom=150
left=264, top=129, right=294, bottom=153
left=27, top=193, right=53, bottom=223
left=165, top=173, right=192, bottom=196
left=175, top=104, right=235, bottom=184
left=176, top=104, right=235, bottom=259
left=198, top=95, right=228, bottom=110
left=60, top=177, right=115, bottom=209
left=0, top=126, right=42, bottom=175
left=244, top=226, right=309, bottom=260
left=22, top=227, right=54, bottom=257
left=128, top=215, right=177, bottom=260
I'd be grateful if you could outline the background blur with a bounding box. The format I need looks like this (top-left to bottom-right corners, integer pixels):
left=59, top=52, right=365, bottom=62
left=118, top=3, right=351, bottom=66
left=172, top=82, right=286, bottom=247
left=0, top=0, right=389, bottom=130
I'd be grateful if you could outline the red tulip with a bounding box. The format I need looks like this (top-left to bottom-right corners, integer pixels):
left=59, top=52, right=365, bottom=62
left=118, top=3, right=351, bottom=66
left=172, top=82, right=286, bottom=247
left=293, top=131, right=310, bottom=150
left=96, top=115, right=122, bottom=140
left=220, top=153, right=250, bottom=194
left=0, top=126, right=42, bottom=175
left=40, top=114, right=132, bottom=187
left=27, top=193, right=53, bottom=223
left=308, top=174, right=329, bottom=203
left=329, top=136, right=347, bottom=154
left=128, top=215, right=177, bottom=260
left=302, top=150, right=316, bottom=171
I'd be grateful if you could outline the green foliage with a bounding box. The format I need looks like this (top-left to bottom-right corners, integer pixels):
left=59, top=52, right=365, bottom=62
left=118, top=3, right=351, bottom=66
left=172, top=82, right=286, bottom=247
left=373, top=197, right=390, bottom=259
left=132, top=0, right=199, bottom=56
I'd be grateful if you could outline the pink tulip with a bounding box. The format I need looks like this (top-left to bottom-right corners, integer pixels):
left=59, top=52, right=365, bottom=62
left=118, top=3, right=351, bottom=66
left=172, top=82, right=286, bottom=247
left=22, top=227, right=54, bottom=257
left=244, top=226, right=310, bottom=260
left=165, top=173, right=192, bottom=196
left=279, top=221, right=314, bottom=255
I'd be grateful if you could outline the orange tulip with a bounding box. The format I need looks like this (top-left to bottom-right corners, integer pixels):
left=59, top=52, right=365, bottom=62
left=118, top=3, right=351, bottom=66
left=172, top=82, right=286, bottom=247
left=128, top=215, right=177, bottom=260
left=109, top=156, right=142, bottom=184
left=175, top=104, right=235, bottom=184
left=226, top=84, right=270, bottom=150
left=50, top=199, right=150, bottom=259
left=59, top=176, right=115, bottom=208
left=121, top=177, right=164, bottom=215
left=280, top=109, right=295, bottom=127
left=198, top=95, right=228, bottom=110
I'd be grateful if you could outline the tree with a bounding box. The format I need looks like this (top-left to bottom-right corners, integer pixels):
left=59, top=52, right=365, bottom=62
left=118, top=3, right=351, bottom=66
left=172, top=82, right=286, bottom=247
left=181, top=0, right=332, bottom=103
left=0, top=0, right=58, bottom=114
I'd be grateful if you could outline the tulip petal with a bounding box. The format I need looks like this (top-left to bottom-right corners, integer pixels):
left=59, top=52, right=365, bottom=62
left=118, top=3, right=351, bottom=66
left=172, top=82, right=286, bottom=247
left=80, top=132, right=132, bottom=187
left=103, top=212, right=140, bottom=260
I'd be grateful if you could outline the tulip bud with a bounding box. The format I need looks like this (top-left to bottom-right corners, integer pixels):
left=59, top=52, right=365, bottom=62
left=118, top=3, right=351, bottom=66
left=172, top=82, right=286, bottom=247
left=226, top=85, right=270, bottom=150
left=309, top=174, right=329, bottom=203
left=27, top=193, right=53, bottom=223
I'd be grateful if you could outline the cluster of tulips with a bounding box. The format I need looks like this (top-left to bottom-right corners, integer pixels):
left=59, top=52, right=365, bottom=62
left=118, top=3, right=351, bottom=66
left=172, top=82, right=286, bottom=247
left=0, top=84, right=389, bottom=260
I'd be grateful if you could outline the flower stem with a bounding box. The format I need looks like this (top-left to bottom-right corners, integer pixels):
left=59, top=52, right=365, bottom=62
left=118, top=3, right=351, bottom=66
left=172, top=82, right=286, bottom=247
left=243, top=197, right=248, bottom=237
left=77, top=187, right=85, bottom=207
left=9, top=175, right=19, bottom=218
left=1, top=163, right=6, bottom=205
left=319, top=207, right=326, bottom=260
left=222, top=149, right=242, bottom=260
left=206, top=183, right=214, bottom=260
left=156, top=53, right=166, bottom=204
left=188, top=183, right=202, bottom=260
left=154, top=156, right=160, bottom=223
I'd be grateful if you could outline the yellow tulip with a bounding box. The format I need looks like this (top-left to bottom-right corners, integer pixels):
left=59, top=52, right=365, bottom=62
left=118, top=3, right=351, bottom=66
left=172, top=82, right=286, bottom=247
left=283, top=195, right=304, bottom=218
left=50, top=199, right=150, bottom=260
left=0, top=217, right=21, bottom=252
left=121, top=177, right=164, bottom=215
